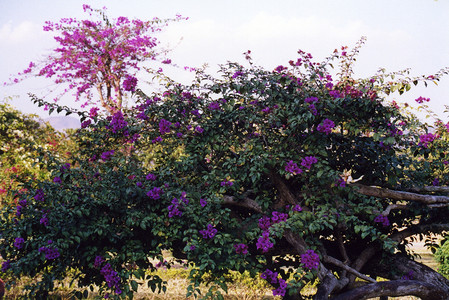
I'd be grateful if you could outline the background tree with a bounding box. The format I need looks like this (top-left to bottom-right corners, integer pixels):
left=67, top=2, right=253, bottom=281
left=3, top=40, right=449, bottom=299
left=5, top=5, right=186, bottom=114
left=0, top=101, right=75, bottom=205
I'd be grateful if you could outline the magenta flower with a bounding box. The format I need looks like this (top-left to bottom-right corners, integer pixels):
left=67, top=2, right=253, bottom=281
left=256, top=231, right=274, bottom=252
left=415, top=96, right=430, bottom=104
left=232, top=71, right=244, bottom=78
left=39, top=246, right=60, bottom=260
left=301, top=156, right=318, bottom=169
left=101, top=150, right=114, bottom=161
left=374, top=214, right=390, bottom=227
left=146, top=173, right=156, bottom=181
left=199, top=224, right=217, bottom=239
left=419, top=133, right=436, bottom=148
left=195, top=126, right=204, bottom=134
left=147, top=187, right=163, bottom=200
left=14, top=237, right=25, bottom=249
left=89, top=107, right=99, bottom=118
left=234, top=243, right=248, bottom=255
left=123, top=75, right=138, bottom=92
left=317, top=119, right=335, bottom=134
left=285, top=160, right=302, bottom=175
left=301, top=249, right=320, bottom=270
left=159, top=119, right=171, bottom=135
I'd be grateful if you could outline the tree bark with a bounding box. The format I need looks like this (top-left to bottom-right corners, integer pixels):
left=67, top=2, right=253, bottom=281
left=331, top=280, right=447, bottom=300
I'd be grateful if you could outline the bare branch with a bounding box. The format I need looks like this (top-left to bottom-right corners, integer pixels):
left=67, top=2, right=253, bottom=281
left=353, top=184, right=449, bottom=204
left=382, top=203, right=409, bottom=216
left=323, top=255, right=376, bottom=283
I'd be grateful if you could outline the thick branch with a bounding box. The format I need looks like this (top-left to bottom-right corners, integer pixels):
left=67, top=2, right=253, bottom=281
left=353, top=184, right=449, bottom=204
left=222, top=195, right=263, bottom=213
left=390, top=223, right=449, bottom=242
left=362, top=254, right=449, bottom=297
left=331, top=280, right=448, bottom=300
left=270, top=171, right=298, bottom=208
left=408, top=186, right=449, bottom=194
left=283, top=230, right=349, bottom=299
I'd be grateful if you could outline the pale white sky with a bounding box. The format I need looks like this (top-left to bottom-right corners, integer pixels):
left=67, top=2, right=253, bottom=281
left=1, top=0, right=449, bottom=121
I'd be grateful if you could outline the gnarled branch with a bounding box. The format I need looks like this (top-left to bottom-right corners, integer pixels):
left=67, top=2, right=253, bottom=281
left=331, top=280, right=448, bottom=300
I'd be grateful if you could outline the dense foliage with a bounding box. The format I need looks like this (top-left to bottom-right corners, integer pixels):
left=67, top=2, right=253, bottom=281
left=0, top=101, right=75, bottom=205
left=3, top=38, right=449, bottom=300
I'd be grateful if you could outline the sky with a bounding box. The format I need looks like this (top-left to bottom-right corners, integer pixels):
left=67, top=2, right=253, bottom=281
left=1, top=0, right=449, bottom=122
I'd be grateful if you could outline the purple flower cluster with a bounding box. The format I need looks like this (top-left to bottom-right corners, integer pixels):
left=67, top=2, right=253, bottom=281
left=317, top=119, right=335, bottom=134
left=108, top=111, right=128, bottom=133
left=258, top=216, right=271, bottom=231
left=374, top=214, right=390, bottom=227
left=34, top=189, right=45, bottom=202
left=81, top=119, right=91, bottom=128
left=14, top=237, right=24, bottom=249
left=292, top=204, right=302, bottom=212
left=146, top=173, right=157, bottom=181
left=200, top=198, right=207, bottom=207
left=199, top=224, right=217, bottom=239
left=123, top=75, right=138, bottom=92
left=234, top=243, right=248, bottom=255
left=147, top=187, right=163, bottom=200
left=16, top=201, right=25, bottom=217
left=308, top=104, right=318, bottom=116
left=40, top=214, right=49, bottom=226
left=256, top=211, right=288, bottom=253
left=232, top=71, right=244, bottom=78
left=208, top=101, right=221, bottom=110
left=256, top=231, right=273, bottom=252
left=301, top=249, right=320, bottom=270
left=53, top=176, right=62, bottom=184
left=305, top=97, right=318, bottom=103
left=220, top=180, right=233, bottom=187
left=274, top=65, right=287, bottom=73
left=195, top=126, right=204, bottom=134
left=94, top=255, right=105, bottom=268
left=285, top=160, right=302, bottom=175
left=433, top=178, right=440, bottom=186
left=89, top=107, right=99, bottom=118
left=168, top=192, right=188, bottom=217
left=1, top=260, right=10, bottom=272
left=260, top=269, right=287, bottom=297
left=329, top=90, right=341, bottom=99
left=271, top=211, right=288, bottom=224
left=100, top=263, right=122, bottom=295
left=39, top=245, right=60, bottom=260
left=415, top=96, right=430, bottom=104
left=159, top=119, right=171, bottom=134
left=101, top=150, right=115, bottom=161
left=419, top=133, right=436, bottom=148
left=301, top=156, right=318, bottom=170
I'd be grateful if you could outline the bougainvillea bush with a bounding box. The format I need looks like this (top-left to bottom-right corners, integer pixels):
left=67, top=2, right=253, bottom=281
left=3, top=40, right=449, bottom=299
